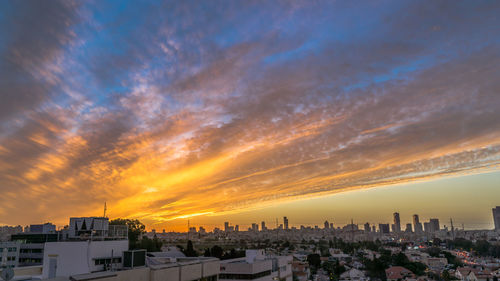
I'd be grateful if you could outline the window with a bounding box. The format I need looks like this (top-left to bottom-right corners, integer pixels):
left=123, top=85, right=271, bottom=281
left=8, top=247, right=16, bottom=252
left=94, top=257, right=122, bottom=266
left=20, top=248, right=43, bottom=253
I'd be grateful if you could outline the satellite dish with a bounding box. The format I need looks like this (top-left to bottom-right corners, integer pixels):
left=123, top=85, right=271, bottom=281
left=0, top=267, right=14, bottom=281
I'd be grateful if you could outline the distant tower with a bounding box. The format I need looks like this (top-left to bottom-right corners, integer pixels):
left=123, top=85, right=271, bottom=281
left=324, top=220, right=329, bottom=229
left=261, top=221, right=266, bottom=231
left=224, top=222, right=230, bottom=232
left=413, top=214, right=423, bottom=233
left=450, top=218, right=455, bottom=239
left=393, top=212, right=401, bottom=232
left=429, top=218, right=440, bottom=232
left=364, top=222, right=370, bottom=232
left=493, top=206, right=500, bottom=231
left=284, top=216, right=289, bottom=230
left=405, top=223, right=413, bottom=233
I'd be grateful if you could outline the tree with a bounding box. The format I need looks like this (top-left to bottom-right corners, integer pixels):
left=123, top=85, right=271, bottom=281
left=210, top=245, right=224, bottom=259
left=474, top=240, right=491, bottom=256
left=204, top=248, right=211, bottom=257
left=442, top=270, right=452, bottom=281
left=110, top=218, right=146, bottom=249
left=137, top=236, right=163, bottom=252
left=307, top=253, right=321, bottom=269
left=184, top=240, right=198, bottom=257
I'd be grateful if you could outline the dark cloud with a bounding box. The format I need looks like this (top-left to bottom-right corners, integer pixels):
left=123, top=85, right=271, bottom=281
left=0, top=1, right=80, bottom=125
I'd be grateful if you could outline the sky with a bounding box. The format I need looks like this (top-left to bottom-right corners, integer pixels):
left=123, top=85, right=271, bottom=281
left=0, top=0, right=499, bottom=231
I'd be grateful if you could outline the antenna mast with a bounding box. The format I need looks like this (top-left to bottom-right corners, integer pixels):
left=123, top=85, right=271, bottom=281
left=450, top=218, right=455, bottom=240
left=103, top=202, right=107, bottom=218
left=351, top=218, right=354, bottom=242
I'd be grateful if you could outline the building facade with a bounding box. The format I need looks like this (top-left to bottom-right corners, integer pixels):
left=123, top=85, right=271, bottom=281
left=493, top=207, right=500, bottom=231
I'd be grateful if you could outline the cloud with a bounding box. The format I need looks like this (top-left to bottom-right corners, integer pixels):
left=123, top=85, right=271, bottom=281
left=0, top=1, right=499, bottom=228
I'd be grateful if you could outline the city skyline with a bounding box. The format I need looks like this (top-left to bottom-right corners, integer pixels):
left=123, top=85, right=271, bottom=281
left=1, top=1, right=500, bottom=231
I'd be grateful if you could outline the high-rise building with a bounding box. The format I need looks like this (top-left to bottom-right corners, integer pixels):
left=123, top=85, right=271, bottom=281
left=393, top=212, right=401, bottom=232
left=330, top=223, right=334, bottom=229
left=379, top=224, right=390, bottom=234
left=235, top=225, right=239, bottom=232
left=224, top=222, right=230, bottom=232
left=251, top=223, right=259, bottom=232
left=423, top=222, right=430, bottom=232
left=324, top=221, right=329, bottom=229
left=493, top=207, right=500, bottom=231
left=364, top=222, right=370, bottom=232
left=372, top=225, right=376, bottom=232
left=405, top=223, right=413, bottom=233
left=429, top=219, right=440, bottom=232
left=413, top=214, right=423, bottom=233
left=261, top=221, right=266, bottom=231
left=284, top=217, right=289, bottom=230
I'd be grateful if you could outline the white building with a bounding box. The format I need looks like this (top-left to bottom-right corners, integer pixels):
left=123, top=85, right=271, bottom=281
left=0, top=241, right=21, bottom=267
left=220, top=250, right=292, bottom=281
left=41, top=240, right=128, bottom=279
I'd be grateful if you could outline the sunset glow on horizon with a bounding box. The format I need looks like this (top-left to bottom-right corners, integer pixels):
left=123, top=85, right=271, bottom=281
left=1, top=1, right=499, bottom=231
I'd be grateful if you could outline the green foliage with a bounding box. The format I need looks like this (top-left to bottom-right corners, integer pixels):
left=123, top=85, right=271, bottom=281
left=222, top=248, right=245, bottom=260
left=307, top=253, right=321, bottom=269
left=202, top=245, right=244, bottom=260
left=184, top=240, right=198, bottom=257
left=362, top=249, right=427, bottom=280
left=205, top=245, right=223, bottom=259
left=110, top=218, right=146, bottom=249
left=137, top=236, right=163, bottom=252
left=322, top=260, right=346, bottom=279
left=442, top=270, right=453, bottom=281
left=427, top=246, right=441, bottom=257
left=329, top=238, right=380, bottom=255
left=446, top=238, right=500, bottom=258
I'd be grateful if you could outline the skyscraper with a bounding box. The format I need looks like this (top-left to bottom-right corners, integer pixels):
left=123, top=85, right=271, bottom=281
left=393, top=212, right=401, bottom=232
left=224, top=222, right=230, bottom=232
left=251, top=223, right=259, bottom=232
left=261, top=221, right=266, bottom=231
left=364, top=222, right=370, bottom=232
left=284, top=216, right=289, bottom=230
left=423, top=222, right=430, bottom=232
left=493, top=207, right=500, bottom=231
left=379, top=223, right=390, bottom=234
left=429, top=219, right=440, bottom=232
left=413, top=214, right=423, bottom=233
left=405, top=223, right=413, bottom=233
left=324, top=220, right=329, bottom=229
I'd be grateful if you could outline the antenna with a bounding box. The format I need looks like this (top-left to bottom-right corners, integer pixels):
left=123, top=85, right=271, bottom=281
left=187, top=219, right=190, bottom=241
left=351, top=218, right=354, bottom=242
left=103, top=202, right=107, bottom=218
left=450, top=218, right=455, bottom=240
